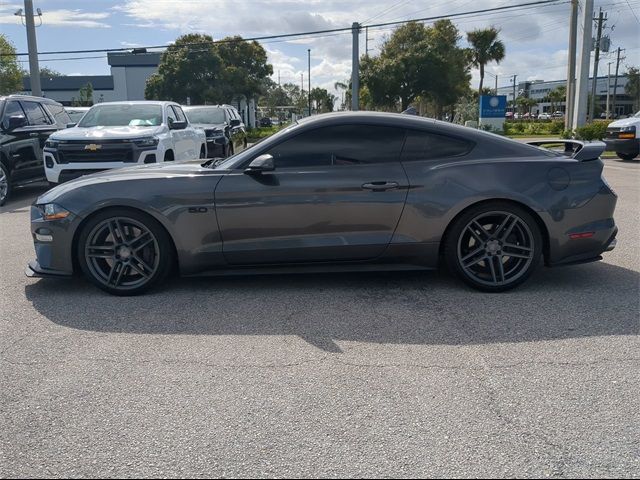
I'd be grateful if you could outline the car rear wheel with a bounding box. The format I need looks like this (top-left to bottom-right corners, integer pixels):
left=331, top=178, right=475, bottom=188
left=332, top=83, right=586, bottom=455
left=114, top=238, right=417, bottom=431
left=0, top=163, right=10, bottom=207
left=445, top=202, right=542, bottom=292
left=77, top=209, right=174, bottom=295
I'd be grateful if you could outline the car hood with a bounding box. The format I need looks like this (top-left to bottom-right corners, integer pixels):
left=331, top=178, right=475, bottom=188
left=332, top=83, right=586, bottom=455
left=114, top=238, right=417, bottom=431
left=607, top=117, right=640, bottom=129
left=51, top=125, right=166, bottom=140
left=191, top=123, right=226, bottom=131
left=37, top=160, right=222, bottom=205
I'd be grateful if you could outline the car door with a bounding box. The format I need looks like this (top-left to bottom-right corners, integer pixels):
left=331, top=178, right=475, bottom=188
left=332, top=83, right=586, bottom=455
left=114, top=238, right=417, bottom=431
left=173, top=105, right=198, bottom=159
left=214, top=123, right=409, bottom=265
left=20, top=100, right=59, bottom=180
left=167, top=105, right=189, bottom=160
left=1, top=100, right=46, bottom=184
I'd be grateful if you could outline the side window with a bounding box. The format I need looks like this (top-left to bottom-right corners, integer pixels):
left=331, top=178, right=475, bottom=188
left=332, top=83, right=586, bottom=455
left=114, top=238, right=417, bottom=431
left=22, top=101, right=53, bottom=126
left=402, top=129, right=474, bottom=161
left=166, top=106, right=177, bottom=125
left=46, top=104, right=72, bottom=127
left=265, top=124, right=405, bottom=169
left=1, top=101, right=26, bottom=130
left=45, top=103, right=71, bottom=126
left=172, top=106, right=187, bottom=122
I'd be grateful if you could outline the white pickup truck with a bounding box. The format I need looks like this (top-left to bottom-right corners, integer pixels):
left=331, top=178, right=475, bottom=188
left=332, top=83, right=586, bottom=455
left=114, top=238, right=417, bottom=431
left=604, top=111, right=640, bottom=160
left=43, top=101, right=207, bottom=184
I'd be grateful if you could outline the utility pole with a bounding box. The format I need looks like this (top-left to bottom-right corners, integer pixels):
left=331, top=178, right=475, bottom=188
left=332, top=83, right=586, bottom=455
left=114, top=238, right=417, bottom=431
left=572, top=0, right=594, bottom=130
left=365, top=26, right=369, bottom=56
left=307, top=49, right=311, bottom=115
left=300, top=73, right=303, bottom=94
left=278, top=70, right=280, bottom=87
left=588, top=8, right=605, bottom=121
left=24, top=0, right=42, bottom=97
left=495, top=74, right=498, bottom=94
left=606, top=61, right=612, bottom=118
left=351, top=22, right=360, bottom=111
left=512, top=74, right=518, bottom=113
left=611, top=47, right=623, bottom=118
left=565, top=0, right=578, bottom=129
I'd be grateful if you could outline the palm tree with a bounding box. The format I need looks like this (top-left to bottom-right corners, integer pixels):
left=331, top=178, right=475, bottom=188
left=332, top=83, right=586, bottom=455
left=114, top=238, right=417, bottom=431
left=467, top=27, right=506, bottom=96
left=547, top=85, right=566, bottom=115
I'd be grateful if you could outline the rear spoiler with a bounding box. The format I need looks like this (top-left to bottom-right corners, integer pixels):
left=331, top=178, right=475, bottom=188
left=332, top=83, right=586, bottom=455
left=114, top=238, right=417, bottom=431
left=525, top=140, right=606, bottom=161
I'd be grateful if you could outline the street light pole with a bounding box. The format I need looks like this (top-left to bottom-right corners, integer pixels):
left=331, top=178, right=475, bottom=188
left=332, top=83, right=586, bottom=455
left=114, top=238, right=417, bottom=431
left=307, top=48, right=311, bottom=116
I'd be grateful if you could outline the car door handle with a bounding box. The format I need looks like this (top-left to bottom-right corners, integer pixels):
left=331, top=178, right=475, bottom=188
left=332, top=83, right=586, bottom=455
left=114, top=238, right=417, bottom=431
left=362, top=181, right=399, bottom=191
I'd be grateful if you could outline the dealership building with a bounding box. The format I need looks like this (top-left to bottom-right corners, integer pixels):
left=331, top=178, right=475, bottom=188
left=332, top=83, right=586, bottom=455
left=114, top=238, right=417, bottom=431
left=21, top=51, right=258, bottom=127
left=496, top=74, right=635, bottom=116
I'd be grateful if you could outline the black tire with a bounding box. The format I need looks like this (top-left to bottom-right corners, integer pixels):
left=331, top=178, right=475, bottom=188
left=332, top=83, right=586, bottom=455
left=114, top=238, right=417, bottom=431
left=0, top=162, right=10, bottom=207
left=617, top=150, right=639, bottom=161
left=164, top=150, right=174, bottom=162
left=77, top=208, right=174, bottom=296
left=444, top=201, right=543, bottom=292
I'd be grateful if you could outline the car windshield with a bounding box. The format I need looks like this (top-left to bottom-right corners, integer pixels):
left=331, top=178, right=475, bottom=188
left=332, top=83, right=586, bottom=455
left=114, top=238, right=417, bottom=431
left=184, top=108, right=226, bottom=124
left=78, top=104, right=163, bottom=127
left=634, top=111, right=640, bottom=118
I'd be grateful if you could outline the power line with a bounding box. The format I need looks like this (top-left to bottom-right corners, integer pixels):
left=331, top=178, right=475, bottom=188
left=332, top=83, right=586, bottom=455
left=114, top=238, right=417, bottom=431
left=1, top=0, right=567, bottom=57
left=625, top=0, right=640, bottom=23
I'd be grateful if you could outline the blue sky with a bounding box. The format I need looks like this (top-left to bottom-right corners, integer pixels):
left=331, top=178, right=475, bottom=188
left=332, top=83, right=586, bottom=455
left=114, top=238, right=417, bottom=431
left=1, top=0, right=638, bottom=98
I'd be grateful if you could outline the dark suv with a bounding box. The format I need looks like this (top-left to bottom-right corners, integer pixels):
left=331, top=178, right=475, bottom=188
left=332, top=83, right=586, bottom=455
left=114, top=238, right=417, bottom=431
left=183, top=104, right=247, bottom=158
left=0, top=95, right=71, bottom=206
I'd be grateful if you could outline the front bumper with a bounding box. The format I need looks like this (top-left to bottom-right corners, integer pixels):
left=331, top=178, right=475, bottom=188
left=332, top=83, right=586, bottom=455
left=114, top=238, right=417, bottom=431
left=206, top=137, right=228, bottom=156
left=604, top=138, right=639, bottom=154
left=25, top=260, right=73, bottom=278
left=27, top=205, right=79, bottom=275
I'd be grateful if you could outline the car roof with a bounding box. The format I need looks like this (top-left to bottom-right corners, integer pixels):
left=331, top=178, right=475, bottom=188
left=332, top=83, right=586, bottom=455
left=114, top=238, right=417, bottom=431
left=295, top=111, right=553, bottom=158
left=0, top=94, right=62, bottom=105
left=182, top=104, right=237, bottom=110
left=88, top=101, right=177, bottom=107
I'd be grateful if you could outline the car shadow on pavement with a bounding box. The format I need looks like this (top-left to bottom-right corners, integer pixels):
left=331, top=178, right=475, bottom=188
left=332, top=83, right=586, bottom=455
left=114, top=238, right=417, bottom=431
left=0, top=183, right=49, bottom=213
left=24, top=261, right=639, bottom=352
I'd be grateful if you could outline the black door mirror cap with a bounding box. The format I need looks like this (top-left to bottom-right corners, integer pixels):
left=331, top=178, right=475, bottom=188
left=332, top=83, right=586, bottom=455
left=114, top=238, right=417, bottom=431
left=245, top=154, right=275, bottom=174
left=230, top=119, right=241, bottom=127
left=7, top=115, right=28, bottom=131
left=169, top=120, right=188, bottom=130
left=66, top=122, right=77, bottom=128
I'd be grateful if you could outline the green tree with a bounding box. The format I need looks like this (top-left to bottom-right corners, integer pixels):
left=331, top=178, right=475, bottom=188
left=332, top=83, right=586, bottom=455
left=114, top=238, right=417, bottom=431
left=215, top=36, right=273, bottom=100
left=0, top=34, right=24, bottom=95
left=40, top=67, right=62, bottom=78
left=145, top=33, right=272, bottom=105
left=361, top=21, right=469, bottom=113
left=547, top=85, right=566, bottom=114
left=467, top=27, right=505, bottom=95
left=146, top=34, right=224, bottom=104
left=310, top=87, right=336, bottom=113
left=72, top=82, right=93, bottom=106
left=625, top=67, right=639, bottom=111
left=516, top=96, right=537, bottom=116
left=360, top=22, right=437, bottom=111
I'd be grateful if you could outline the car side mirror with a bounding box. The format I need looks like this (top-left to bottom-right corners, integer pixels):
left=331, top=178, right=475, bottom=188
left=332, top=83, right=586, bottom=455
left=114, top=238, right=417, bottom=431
left=169, top=120, right=187, bottom=130
left=230, top=119, right=241, bottom=127
left=66, top=122, right=77, bottom=128
left=245, top=154, right=275, bottom=174
left=7, top=115, right=27, bottom=131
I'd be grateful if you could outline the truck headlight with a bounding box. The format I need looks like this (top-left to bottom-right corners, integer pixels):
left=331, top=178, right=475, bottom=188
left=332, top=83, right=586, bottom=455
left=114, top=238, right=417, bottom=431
left=40, top=203, right=71, bottom=220
left=133, top=137, right=159, bottom=147
left=45, top=139, right=59, bottom=148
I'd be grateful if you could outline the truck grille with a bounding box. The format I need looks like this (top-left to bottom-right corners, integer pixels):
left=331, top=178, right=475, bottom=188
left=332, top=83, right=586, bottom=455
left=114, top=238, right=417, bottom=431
left=56, top=141, right=135, bottom=163
left=606, top=127, right=621, bottom=139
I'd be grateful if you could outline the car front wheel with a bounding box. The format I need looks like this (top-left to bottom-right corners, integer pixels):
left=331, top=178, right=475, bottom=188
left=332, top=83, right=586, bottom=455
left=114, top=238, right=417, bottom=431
left=77, top=209, right=174, bottom=295
left=445, top=202, right=542, bottom=292
left=617, top=149, right=639, bottom=161
left=0, top=163, right=10, bottom=206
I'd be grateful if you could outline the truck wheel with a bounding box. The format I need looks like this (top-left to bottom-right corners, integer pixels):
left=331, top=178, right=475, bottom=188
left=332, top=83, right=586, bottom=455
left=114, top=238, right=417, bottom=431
left=617, top=150, right=639, bottom=161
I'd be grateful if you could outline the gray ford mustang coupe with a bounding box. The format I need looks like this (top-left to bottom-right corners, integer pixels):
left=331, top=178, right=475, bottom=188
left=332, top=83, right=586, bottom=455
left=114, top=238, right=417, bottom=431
left=26, top=112, right=618, bottom=295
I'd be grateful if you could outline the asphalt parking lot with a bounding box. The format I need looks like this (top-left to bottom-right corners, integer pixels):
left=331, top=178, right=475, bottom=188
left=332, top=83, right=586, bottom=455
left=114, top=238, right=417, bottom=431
left=1, top=159, right=639, bottom=478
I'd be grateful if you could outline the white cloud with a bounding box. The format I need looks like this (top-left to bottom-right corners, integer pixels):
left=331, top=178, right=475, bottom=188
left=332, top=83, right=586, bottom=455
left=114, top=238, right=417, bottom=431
left=0, top=5, right=111, bottom=28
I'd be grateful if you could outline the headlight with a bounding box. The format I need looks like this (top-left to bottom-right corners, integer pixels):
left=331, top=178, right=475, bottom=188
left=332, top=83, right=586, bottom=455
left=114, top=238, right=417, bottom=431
left=40, top=203, right=71, bottom=220
left=132, top=137, right=159, bottom=147
left=620, top=126, right=636, bottom=132
left=206, top=129, right=224, bottom=138
left=45, top=139, right=59, bottom=148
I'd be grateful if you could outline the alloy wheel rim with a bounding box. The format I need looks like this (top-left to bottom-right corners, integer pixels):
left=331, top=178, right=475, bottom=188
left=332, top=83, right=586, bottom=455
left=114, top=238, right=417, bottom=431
left=85, top=217, right=159, bottom=290
left=0, top=168, right=7, bottom=204
left=457, top=211, right=535, bottom=287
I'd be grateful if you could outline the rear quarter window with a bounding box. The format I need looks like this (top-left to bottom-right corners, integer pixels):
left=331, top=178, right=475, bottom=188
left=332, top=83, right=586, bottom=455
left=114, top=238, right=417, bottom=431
left=402, top=129, right=474, bottom=161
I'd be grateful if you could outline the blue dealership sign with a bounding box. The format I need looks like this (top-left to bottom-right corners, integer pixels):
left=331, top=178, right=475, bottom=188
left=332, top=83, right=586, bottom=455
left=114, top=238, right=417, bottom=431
left=479, top=95, right=507, bottom=119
